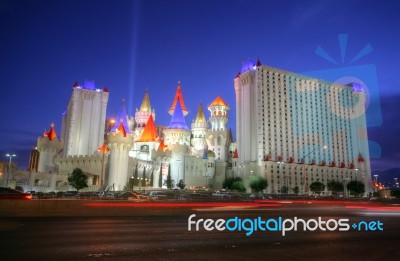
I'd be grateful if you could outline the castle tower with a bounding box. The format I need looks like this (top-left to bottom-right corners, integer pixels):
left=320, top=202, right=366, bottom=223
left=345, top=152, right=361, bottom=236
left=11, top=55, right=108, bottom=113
left=134, top=115, right=159, bottom=161
left=206, top=150, right=216, bottom=179
left=134, top=90, right=155, bottom=141
left=169, top=81, right=188, bottom=116
left=28, top=147, right=40, bottom=172
left=234, top=59, right=258, bottom=164
left=191, top=103, right=208, bottom=154
left=164, top=97, right=191, bottom=183
left=206, top=96, right=230, bottom=161
left=37, top=123, right=62, bottom=173
left=164, top=97, right=191, bottom=148
left=61, top=80, right=109, bottom=157
left=106, top=100, right=134, bottom=191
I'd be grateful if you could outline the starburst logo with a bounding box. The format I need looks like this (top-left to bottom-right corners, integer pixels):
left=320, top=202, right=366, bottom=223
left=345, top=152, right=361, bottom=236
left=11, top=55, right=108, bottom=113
left=315, top=34, right=373, bottom=65
left=288, top=34, right=382, bottom=162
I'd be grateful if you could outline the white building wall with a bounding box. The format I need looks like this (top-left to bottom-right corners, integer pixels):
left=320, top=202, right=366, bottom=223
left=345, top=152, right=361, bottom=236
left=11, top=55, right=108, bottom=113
left=62, top=87, right=108, bottom=157
left=236, top=64, right=372, bottom=194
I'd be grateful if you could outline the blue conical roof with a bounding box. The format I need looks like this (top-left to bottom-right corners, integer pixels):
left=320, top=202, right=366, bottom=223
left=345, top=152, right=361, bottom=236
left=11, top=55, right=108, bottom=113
left=167, top=97, right=189, bottom=130
left=110, top=99, right=131, bottom=134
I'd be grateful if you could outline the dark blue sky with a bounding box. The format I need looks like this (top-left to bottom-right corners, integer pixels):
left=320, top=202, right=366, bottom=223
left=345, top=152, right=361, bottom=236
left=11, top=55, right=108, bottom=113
left=0, top=0, right=399, bottom=179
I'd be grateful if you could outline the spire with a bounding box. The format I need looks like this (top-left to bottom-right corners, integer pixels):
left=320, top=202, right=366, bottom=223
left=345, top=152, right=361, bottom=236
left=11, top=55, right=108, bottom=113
left=256, top=58, right=262, bottom=67
left=44, top=123, right=57, bottom=141
left=137, top=115, right=159, bottom=142
left=233, top=148, right=238, bottom=159
left=116, top=123, right=127, bottom=137
left=158, top=140, right=167, bottom=152
left=209, top=96, right=230, bottom=108
left=103, top=86, right=109, bottom=92
left=110, top=99, right=130, bottom=134
left=194, top=103, right=206, bottom=123
left=139, top=90, right=151, bottom=112
left=97, top=142, right=109, bottom=154
left=169, top=81, right=188, bottom=116
left=358, top=152, right=365, bottom=162
left=167, top=97, right=189, bottom=130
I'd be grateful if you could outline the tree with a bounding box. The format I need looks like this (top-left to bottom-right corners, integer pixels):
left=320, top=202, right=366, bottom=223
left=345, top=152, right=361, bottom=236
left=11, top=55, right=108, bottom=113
left=310, top=181, right=325, bottom=195
left=141, top=168, right=146, bottom=187
left=347, top=180, right=365, bottom=197
left=166, top=164, right=174, bottom=189
left=231, top=180, right=246, bottom=192
left=391, top=190, right=400, bottom=198
left=67, top=168, right=88, bottom=192
left=327, top=180, right=344, bottom=195
left=281, top=186, right=289, bottom=194
left=158, top=165, right=162, bottom=187
left=249, top=176, right=268, bottom=193
left=177, top=179, right=186, bottom=190
left=292, top=186, right=299, bottom=195
left=150, top=169, right=154, bottom=187
left=223, top=177, right=246, bottom=192
left=133, top=164, right=139, bottom=186
left=124, top=181, right=133, bottom=191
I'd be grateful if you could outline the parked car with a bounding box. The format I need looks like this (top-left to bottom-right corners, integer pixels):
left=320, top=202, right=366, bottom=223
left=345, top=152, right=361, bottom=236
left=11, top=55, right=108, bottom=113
left=0, top=187, right=32, bottom=200
left=117, top=191, right=150, bottom=201
left=149, top=191, right=168, bottom=200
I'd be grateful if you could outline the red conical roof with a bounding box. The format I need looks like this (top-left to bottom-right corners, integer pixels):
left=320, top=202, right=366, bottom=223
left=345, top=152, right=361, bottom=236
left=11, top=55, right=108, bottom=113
left=358, top=153, right=364, bottom=162
left=138, top=115, right=159, bottom=142
left=97, top=142, right=109, bottom=154
left=169, top=81, right=188, bottom=116
left=233, top=149, right=238, bottom=159
left=116, top=122, right=127, bottom=137
left=209, top=96, right=230, bottom=108
left=44, top=123, right=57, bottom=141
left=158, top=140, right=167, bottom=152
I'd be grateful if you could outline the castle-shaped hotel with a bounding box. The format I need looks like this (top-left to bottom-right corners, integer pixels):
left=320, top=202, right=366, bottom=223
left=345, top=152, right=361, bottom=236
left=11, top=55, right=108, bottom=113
left=25, top=59, right=372, bottom=194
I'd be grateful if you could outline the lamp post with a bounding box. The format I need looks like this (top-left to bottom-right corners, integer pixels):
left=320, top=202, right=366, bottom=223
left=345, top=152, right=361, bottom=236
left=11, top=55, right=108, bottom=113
left=373, top=174, right=378, bottom=193
left=277, top=161, right=283, bottom=194
left=355, top=168, right=359, bottom=197
left=6, top=154, right=16, bottom=188
left=303, top=145, right=327, bottom=195
left=343, top=177, right=349, bottom=197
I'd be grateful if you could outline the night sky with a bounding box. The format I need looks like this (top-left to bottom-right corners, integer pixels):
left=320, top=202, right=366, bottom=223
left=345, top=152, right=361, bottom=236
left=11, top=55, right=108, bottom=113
left=0, top=0, right=399, bottom=181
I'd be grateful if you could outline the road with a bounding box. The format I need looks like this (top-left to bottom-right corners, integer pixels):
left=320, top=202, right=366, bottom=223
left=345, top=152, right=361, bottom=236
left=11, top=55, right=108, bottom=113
left=0, top=200, right=399, bottom=260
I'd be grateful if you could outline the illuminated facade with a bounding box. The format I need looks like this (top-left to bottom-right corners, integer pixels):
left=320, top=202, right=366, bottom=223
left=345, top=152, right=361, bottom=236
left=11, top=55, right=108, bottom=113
left=17, top=59, right=371, bottom=195
left=234, top=59, right=372, bottom=195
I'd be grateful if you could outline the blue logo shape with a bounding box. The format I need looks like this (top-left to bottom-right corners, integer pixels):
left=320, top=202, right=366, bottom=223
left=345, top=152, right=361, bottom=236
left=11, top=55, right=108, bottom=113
left=298, top=34, right=382, bottom=160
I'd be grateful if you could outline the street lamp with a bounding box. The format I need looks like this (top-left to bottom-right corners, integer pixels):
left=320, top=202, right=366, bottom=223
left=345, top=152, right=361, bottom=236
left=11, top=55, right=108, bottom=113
left=5, top=154, right=16, bottom=188
left=354, top=168, right=359, bottom=197
left=277, top=161, right=284, bottom=194
left=343, top=177, right=349, bottom=197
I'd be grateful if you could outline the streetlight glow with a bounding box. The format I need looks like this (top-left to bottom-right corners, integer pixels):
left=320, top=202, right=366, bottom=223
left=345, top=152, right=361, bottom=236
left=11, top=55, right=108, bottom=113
left=5, top=153, right=16, bottom=188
